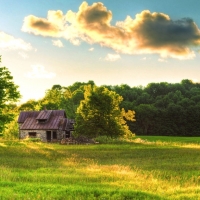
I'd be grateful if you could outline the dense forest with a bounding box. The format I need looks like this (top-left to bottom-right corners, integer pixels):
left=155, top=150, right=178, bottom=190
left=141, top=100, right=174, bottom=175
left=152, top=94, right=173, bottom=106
left=17, top=79, right=200, bottom=137
left=108, top=79, right=200, bottom=136
left=1, top=62, right=200, bottom=138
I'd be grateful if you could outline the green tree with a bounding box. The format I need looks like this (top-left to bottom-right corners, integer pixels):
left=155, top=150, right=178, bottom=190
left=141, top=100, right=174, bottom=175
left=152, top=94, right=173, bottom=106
left=40, top=85, right=63, bottom=110
left=2, top=104, right=19, bottom=139
left=18, top=99, right=41, bottom=111
left=0, top=57, right=21, bottom=132
left=40, top=82, right=90, bottom=118
left=62, top=88, right=84, bottom=118
left=75, top=85, right=135, bottom=138
left=134, top=104, right=157, bottom=135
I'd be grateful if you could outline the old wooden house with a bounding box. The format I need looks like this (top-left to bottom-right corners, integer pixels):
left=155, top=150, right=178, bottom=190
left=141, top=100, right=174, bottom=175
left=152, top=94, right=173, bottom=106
left=18, top=110, right=74, bottom=142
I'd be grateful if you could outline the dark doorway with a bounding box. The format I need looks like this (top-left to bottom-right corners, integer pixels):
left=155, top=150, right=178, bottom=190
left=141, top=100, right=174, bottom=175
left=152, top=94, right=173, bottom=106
left=46, top=131, right=51, bottom=141
left=65, top=131, right=70, bottom=138
left=53, top=131, right=57, bottom=139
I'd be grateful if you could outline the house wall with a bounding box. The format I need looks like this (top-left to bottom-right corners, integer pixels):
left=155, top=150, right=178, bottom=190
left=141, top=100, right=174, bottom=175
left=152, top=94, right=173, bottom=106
left=19, top=129, right=64, bottom=142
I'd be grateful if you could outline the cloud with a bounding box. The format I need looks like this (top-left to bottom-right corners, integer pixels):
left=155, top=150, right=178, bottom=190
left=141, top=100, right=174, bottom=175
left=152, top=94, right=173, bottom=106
left=105, top=53, right=121, bottom=61
left=52, top=39, right=64, bottom=47
left=22, top=10, right=65, bottom=37
left=25, top=65, right=56, bottom=79
left=89, top=47, right=94, bottom=51
left=22, top=2, right=200, bottom=59
left=0, top=31, right=32, bottom=51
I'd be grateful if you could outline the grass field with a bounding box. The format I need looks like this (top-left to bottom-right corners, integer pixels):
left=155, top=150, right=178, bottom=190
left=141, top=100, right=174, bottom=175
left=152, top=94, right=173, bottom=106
left=0, top=136, right=200, bottom=199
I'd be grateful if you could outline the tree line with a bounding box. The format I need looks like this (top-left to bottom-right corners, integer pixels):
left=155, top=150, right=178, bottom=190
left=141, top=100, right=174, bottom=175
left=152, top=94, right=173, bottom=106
left=108, top=80, right=200, bottom=136
left=18, top=79, right=200, bottom=137
left=1, top=58, right=200, bottom=137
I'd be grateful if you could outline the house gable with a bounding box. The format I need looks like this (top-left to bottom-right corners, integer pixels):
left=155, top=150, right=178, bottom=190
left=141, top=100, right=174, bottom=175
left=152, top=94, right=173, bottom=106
left=36, top=110, right=52, bottom=123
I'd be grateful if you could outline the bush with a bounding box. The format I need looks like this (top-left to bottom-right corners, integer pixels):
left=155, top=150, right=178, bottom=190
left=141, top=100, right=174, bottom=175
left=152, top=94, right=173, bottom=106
left=95, top=136, right=124, bottom=144
left=95, top=132, right=136, bottom=144
left=94, top=136, right=111, bottom=144
left=2, top=118, right=19, bottom=140
left=122, top=131, right=136, bottom=141
left=25, top=138, right=41, bottom=142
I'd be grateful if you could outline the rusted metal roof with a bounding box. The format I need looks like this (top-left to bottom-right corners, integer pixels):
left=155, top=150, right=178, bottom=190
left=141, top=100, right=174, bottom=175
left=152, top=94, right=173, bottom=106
left=17, top=111, right=40, bottom=123
left=36, top=110, right=52, bottom=120
left=18, top=110, right=69, bottom=130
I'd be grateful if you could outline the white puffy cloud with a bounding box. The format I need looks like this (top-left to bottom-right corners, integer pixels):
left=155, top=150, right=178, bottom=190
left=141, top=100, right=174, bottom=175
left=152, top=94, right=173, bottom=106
left=25, top=65, right=56, bottom=79
left=0, top=31, right=32, bottom=51
left=22, top=2, right=200, bottom=60
left=105, top=53, right=121, bottom=61
left=52, top=39, right=64, bottom=47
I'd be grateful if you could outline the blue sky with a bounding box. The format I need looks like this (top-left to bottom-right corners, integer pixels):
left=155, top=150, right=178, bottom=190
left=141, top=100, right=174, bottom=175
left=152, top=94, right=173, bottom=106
left=0, top=0, right=200, bottom=102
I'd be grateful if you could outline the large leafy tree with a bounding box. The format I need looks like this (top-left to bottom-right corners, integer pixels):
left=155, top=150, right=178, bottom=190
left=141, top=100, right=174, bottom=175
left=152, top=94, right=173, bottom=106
left=75, top=85, right=135, bottom=138
left=0, top=57, right=21, bottom=132
left=40, top=82, right=87, bottom=118
left=18, top=99, right=41, bottom=111
left=40, top=85, right=63, bottom=110
left=39, top=81, right=94, bottom=118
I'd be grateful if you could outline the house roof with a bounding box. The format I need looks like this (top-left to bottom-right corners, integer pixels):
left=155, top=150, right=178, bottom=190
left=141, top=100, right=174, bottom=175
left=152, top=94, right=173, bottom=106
left=17, top=111, right=40, bottom=123
left=18, top=110, right=72, bottom=130
left=36, top=110, right=52, bottom=120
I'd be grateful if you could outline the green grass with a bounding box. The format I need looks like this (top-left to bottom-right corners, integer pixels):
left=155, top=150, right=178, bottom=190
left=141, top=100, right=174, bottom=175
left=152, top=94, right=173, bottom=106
left=0, top=137, right=200, bottom=199
left=137, top=135, right=200, bottom=144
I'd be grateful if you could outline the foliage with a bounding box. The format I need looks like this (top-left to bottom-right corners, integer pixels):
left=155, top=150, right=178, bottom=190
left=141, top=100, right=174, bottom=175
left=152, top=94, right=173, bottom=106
left=75, top=85, right=135, bottom=138
left=39, top=81, right=93, bottom=118
left=0, top=57, right=21, bottom=132
left=24, top=137, right=41, bottom=142
left=15, top=78, right=200, bottom=137
left=0, top=138, right=200, bottom=199
left=110, top=79, right=200, bottom=136
left=95, top=134, right=136, bottom=144
left=2, top=116, right=19, bottom=139
left=2, top=104, right=19, bottom=139
left=18, top=99, right=41, bottom=111
left=134, top=104, right=157, bottom=135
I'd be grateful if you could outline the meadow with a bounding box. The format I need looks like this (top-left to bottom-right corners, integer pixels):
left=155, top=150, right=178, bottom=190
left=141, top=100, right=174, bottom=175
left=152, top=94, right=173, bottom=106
left=0, top=136, right=200, bottom=200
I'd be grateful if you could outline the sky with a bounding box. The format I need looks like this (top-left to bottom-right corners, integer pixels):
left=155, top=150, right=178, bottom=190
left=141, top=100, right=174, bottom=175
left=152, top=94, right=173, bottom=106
left=0, top=0, right=200, bottom=103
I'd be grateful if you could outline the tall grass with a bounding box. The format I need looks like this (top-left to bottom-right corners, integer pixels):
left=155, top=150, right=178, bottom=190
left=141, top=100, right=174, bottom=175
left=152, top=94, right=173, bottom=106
left=0, top=137, right=200, bottom=199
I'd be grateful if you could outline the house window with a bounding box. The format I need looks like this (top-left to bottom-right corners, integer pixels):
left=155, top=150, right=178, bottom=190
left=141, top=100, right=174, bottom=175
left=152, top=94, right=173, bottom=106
left=29, top=132, right=36, bottom=138
left=53, top=131, right=57, bottom=139
left=38, top=119, right=47, bottom=123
